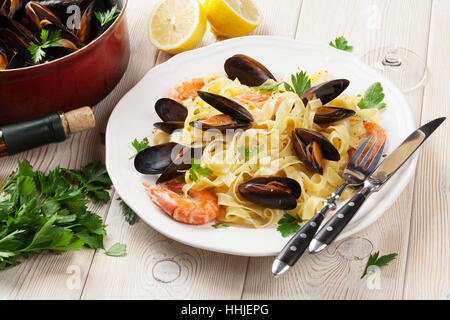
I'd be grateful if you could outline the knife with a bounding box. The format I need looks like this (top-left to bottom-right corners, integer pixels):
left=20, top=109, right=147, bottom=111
left=309, top=117, right=446, bottom=253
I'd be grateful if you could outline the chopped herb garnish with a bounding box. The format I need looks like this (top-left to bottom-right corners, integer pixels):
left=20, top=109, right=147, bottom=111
left=28, top=29, right=63, bottom=63
left=238, top=145, right=264, bottom=162
left=117, top=197, right=137, bottom=224
left=329, top=36, right=353, bottom=52
left=277, top=213, right=303, bottom=237
left=357, top=82, right=387, bottom=110
left=178, top=158, right=212, bottom=182
left=212, top=223, right=230, bottom=229
left=361, top=251, right=397, bottom=279
left=104, top=242, right=127, bottom=257
left=0, top=159, right=110, bottom=270
left=129, top=137, right=150, bottom=159
left=252, top=82, right=282, bottom=92
left=283, top=71, right=311, bottom=97
left=94, top=5, right=119, bottom=27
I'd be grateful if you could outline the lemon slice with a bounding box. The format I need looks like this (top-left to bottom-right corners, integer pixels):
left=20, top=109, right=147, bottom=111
left=204, top=0, right=261, bottom=38
left=149, top=0, right=207, bottom=54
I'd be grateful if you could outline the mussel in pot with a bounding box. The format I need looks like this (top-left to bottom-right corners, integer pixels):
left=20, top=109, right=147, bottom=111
left=224, top=54, right=276, bottom=87
left=153, top=98, right=188, bottom=134
left=238, top=177, right=301, bottom=210
left=292, top=128, right=340, bottom=174
left=190, top=91, right=254, bottom=132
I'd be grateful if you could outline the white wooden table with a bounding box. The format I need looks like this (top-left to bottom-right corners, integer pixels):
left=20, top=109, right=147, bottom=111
left=0, top=0, right=448, bottom=300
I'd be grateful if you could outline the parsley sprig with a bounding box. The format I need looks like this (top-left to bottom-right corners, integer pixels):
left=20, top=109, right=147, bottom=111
left=0, top=159, right=112, bottom=270
left=94, top=5, right=119, bottom=27
left=28, top=29, right=63, bottom=63
left=212, top=223, right=230, bottom=229
left=104, top=242, right=126, bottom=257
left=329, top=36, right=354, bottom=52
left=238, top=145, right=264, bottom=162
left=179, top=158, right=212, bottom=182
left=252, top=82, right=282, bottom=92
left=361, top=251, right=398, bottom=279
left=277, top=213, right=303, bottom=237
left=283, top=71, right=311, bottom=97
left=117, top=197, right=137, bottom=224
left=129, top=137, right=150, bottom=159
left=357, top=82, right=387, bottom=110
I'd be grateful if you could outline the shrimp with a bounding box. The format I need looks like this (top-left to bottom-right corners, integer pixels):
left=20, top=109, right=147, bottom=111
left=233, top=93, right=271, bottom=110
left=143, top=182, right=219, bottom=225
left=351, top=122, right=387, bottom=164
left=168, top=78, right=205, bottom=104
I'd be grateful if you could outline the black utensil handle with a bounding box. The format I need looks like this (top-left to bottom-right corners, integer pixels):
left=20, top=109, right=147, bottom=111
left=313, top=192, right=367, bottom=246
left=276, top=211, right=326, bottom=266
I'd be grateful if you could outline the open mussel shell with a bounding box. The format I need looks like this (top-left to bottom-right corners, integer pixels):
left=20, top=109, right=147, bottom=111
left=197, top=91, right=253, bottom=122
left=190, top=114, right=251, bottom=132
left=0, top=27, right=33, bottom=62
left=0, top=11, right=38, bottom=43
left=157, top=146, right=202, bottom=184
left=0, top=0, right=28, bottom=21
left=300, top=79, right=350, bottom=106
left=314, top=106, right=356, bottom=124
left=6, top=52, right=26, bottom=69
left=25, top=1, right=65, bottom=35
left=37, top=0, right=92, bottom=30
left=224, top=54, right=276, bottom=87
left=153, top=121, right=185, bottom=134
left=238, top=177, right=301, bottom=210
left=155, top=98, right=187, bottom=122
left=134, top=142, right=178, bottom=175
left=292, top=128, right=340, bottom=174
left=77, top=0, right=105, bottom=43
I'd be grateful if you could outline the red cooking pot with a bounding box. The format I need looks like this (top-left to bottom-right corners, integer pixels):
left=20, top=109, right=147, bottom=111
left=0, top=0, right=130, bottom=126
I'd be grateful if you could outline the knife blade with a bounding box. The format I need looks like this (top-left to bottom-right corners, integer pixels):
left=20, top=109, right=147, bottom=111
left=309, top=117, right=446, bottom=253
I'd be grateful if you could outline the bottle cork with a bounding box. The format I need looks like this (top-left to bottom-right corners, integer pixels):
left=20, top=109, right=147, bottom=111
left=65, top=106, right=96, bottom=134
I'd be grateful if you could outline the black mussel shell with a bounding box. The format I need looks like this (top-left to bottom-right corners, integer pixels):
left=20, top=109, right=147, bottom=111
left=38, top=0, right=92, bottom=30
left=25, top=1, right=65, bottom=35
left=197, top=91, right=253, bottom=123
left=224, top=54, right=276, bottom=87
left=292, top=128, right=340, bottom=174
left=77, top=0, right=104, bottom=43
left=155, top=98, right=188, bottom=122
left=300, top=79, right=350, bottom=106
left=153, top=121, right=185, bottom=134
left=157, top=146, right=201, bottom=184
left=190, top=114, right=251, bottom=132
left=134, top=142, right=177, bottom=175
left=238, top=177, right=301, bottom=210
left=1, top=0, right=28, bottom=21
left=0, top=27, right=32, bottom=60
left=0, top=12, right=38, bottom=43
left=6, top=52, right=26, bottom=69
left=313, top=106, right=356, bottom=124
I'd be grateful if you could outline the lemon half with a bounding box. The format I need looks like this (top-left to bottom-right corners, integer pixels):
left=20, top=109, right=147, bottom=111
left=204, top=0, right=261, bottom=38
left=149, top=0, right=207, bottom=54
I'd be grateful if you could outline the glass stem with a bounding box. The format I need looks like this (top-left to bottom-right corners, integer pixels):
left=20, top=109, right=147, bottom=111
left=382, top=47, right=402, bottom=67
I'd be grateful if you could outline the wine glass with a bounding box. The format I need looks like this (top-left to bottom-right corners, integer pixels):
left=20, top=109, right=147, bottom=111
left=362, top=45, right=427, bottom=93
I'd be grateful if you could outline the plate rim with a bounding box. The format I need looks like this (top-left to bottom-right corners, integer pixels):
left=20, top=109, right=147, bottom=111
left=105, top=35, right=417, bottom=256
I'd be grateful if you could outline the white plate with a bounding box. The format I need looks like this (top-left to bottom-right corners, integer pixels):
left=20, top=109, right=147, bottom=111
left=106, top=36, right=417, bottom=256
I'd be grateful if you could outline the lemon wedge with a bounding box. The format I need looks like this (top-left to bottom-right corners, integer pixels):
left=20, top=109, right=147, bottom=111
left=204, top=0, right=261, bottom=38
left=149, top=0, right=207, bottom=54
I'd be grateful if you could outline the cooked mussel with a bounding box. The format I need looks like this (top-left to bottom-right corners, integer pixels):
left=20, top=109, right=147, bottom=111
left=300, top=79, right=350, bottom=106
left=24, top=1, right=65, bottom=35
left=292, top=128, right=340, bottom=174
left=153, top=98, right=188, bottom=134
left=313, top=106, right=356, bottom=124
left=77, top=0, right=105, bottom=43
left=238, top=177, right=301, bottom=210
left=224, top=54, right=276, bottom=86
left=157, top=145, right=200, bottom=184
left=190, top=91, right=253, bottom=132
left=6, top=52, right=26, bottom=69
left=134, top=142, right=178, bottom=175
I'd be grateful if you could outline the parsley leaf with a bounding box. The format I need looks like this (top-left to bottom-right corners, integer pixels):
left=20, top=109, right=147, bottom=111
left=361, top=251, right=398, bottom=279
left=129, top=137, right=150, bottom=159
left=179, top=158, right=212, bottom=182
left=117, top=197, right=137, bottom=224
left=283, top=71, right=311, bottom=97
left=252, top=83, right=281, bottom=92
left=0, top=159, right=111, bottom=270
left=238, top=145, right=264, bottom=162
left=94, top=5, right=119, bottom=27
left=357, top=82, right=387, bottom=110
left=28, top=29, right=63, bottom=63
left=212, top=223, right=230, bottom=229
left=104, top=242, right=127, bottom=257
left=277, top=213, right=303, bottom=237
left=329, top=36, right=354, bottom=52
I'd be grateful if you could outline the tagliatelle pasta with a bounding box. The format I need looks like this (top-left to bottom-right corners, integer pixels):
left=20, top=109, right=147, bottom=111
left=152, top=72, right=382, bottom=228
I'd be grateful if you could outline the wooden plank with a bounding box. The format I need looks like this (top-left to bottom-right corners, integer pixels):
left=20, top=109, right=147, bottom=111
left=81, top=0, right=303, bottom=299
left=403, top=0, right=450, bottom=300
left=0, top=0, right=160, bottom=299
left=242, top=0, right=432, bottom=299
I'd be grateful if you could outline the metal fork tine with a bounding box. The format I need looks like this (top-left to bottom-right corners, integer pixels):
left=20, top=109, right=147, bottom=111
left=358, top=137, right=379, bottom=168
left=349, top=135, right=373, bottom=165
left=367, top=141, right=385, bottom=173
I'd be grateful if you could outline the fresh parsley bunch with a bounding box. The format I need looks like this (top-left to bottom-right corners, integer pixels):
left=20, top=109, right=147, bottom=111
left=0, top=159, right=112, bottom=270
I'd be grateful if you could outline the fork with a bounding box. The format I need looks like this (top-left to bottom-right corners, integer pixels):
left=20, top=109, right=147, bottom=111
left=272, top=135, right=385, bottom=276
